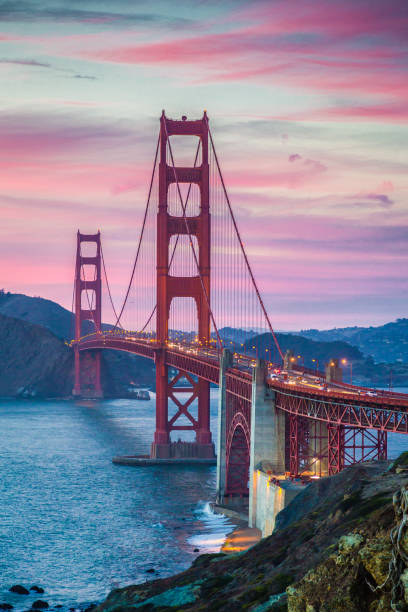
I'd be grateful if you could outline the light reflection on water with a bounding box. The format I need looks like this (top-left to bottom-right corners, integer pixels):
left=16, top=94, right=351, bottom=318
left=0, top=391, right=234, bottom=611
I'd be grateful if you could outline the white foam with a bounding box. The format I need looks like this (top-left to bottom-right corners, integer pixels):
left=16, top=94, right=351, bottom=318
left=187, top=500, right=235, bottom=553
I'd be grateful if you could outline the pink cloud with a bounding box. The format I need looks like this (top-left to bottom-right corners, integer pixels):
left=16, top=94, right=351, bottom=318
left=301, top=102, right=408, bottom=123
left=376, top=181, right=394, bottom=193
left=289, top=154, right=301, bottom=162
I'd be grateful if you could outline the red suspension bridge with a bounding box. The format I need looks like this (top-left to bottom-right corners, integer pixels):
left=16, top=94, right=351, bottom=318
left=71, top=111, right=408, bottom=499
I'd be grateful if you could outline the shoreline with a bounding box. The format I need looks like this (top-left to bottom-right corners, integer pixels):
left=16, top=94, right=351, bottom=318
left=221, top=524, right=262, bottom=553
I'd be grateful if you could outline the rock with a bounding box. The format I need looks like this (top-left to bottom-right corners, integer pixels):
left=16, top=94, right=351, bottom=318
left=29, top=587, right=44, bottom=594
left=194, top=548, right=200, bottom=552
left=0, top=604, right=13, bottom=610
left=31, top=602, right=49, bottom=609
left=145, top=568, right=155, bottom=573
left=338, top=533, right=364, bottom=554
left=9, top=586, right=29, bottom=595
left=359, top=538, right=392, bottom=585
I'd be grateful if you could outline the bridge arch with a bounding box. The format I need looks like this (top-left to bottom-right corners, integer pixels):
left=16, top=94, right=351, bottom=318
left=225, top=409, right=250, bottom=497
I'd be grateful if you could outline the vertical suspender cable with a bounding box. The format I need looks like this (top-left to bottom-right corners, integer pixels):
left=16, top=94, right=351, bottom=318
left=208, top=126, right=283, bottom=362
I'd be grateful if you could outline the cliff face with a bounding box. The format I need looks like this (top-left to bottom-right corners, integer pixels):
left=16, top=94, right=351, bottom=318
left=288, top=460, right=408, bottom=611
left=0, top=313, right=155, bottom=398
left=94, top=459, right=408, bottom=612
left=0, top=312, right=74, bottom=397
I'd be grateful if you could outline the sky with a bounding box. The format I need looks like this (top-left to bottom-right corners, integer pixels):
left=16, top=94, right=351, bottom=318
left=0, top=0, right=407, bottom=331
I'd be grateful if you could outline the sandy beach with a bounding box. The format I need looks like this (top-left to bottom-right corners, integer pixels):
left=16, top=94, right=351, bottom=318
left=222, top=525, right=262, bottom=553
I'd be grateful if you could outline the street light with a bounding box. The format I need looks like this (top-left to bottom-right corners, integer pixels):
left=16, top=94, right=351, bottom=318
left=341, top=358, right=352, bottom=384
left=312, top=358, right=319, bottom=372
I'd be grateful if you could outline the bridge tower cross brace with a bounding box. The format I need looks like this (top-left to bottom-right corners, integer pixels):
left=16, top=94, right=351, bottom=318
left=72, top=231, right=103, bottom=399
left=151, top=111, right=215, bottom=459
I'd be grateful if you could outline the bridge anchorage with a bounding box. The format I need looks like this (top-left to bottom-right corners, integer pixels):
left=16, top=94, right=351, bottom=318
left=71, top=110, right=408, bottom=530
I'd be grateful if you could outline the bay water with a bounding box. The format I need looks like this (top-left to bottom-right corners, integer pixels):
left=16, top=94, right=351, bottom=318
left=0, top=391, right=233, bottom=610
left=0, top=388, right=407, bottom=610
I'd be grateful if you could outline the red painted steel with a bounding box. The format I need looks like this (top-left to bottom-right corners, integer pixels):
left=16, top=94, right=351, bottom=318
left=225, top=395, right=251, bottom=496
left=70, top=115, right=408, bottom=481
left=73, top=231, right=103, bottom=398
left=75, top=333, right=408, bottom=475
left=153, top=112, right=213, bottom=455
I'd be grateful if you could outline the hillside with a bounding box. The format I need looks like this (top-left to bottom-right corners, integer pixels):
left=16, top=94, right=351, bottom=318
left=94, top=458, right=408, bottom=611
left=0, top=312, right=155, bottom=398
left=244, top=332, right=408, bottom=386
left=0, top=290, right=74, bottom=339
left=0, top=290, right=111, bottom=340
left=296, top=318, right=408, bottom=364
left=245, top=332, right=364, bottom=366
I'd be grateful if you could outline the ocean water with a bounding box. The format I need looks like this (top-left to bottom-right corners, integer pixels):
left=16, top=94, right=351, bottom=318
left=0, top=389, right=407, bottom=610
left=0, top=391, right=234, bottom=611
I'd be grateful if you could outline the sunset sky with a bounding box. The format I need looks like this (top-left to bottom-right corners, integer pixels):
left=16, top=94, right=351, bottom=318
left=0, top=0, right=407, bottom=330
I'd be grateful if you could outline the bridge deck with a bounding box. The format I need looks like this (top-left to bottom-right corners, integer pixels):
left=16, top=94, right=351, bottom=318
left=73, top=332, right=408, bottom=433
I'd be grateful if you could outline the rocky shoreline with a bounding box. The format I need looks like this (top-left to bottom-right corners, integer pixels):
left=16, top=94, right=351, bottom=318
left=4, top=455, right=408, bottom=611
left=0, top=584, right=96, bottom=612
left=91, top=454, right=408, bottom=611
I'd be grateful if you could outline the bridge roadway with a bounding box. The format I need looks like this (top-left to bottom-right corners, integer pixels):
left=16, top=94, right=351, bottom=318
left=74, top=331, right=408, bottom=435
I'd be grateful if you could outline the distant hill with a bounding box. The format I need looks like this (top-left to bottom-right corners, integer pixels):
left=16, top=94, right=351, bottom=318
left=0, top=311, right=155, bottom=398
left=295, top=319, right=408, bottom=364
left=0, top=290, right=112, bottom=340
left=0, top=290, right=73, bottom=339
left=1, top=290, right=407, bottom=389
left=244, top=332, right=363, bottom=368
left=244, top=332, right=408, bottom=387
left=219, top=327, right=259, bottom=344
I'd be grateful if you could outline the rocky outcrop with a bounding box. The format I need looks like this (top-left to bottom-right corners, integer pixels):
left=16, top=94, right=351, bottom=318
left=287, top=460, right=408, bottom=612
left=94, top=460, right=408, bottom=611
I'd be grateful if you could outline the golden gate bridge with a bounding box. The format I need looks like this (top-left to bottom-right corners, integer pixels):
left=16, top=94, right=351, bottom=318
left=70, top=111, right=408, bottom=503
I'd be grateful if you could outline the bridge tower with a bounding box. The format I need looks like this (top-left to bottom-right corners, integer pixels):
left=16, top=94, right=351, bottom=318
left=151, top=111, right=215, bottom=459
left=72, top=231, right=103, bottom=398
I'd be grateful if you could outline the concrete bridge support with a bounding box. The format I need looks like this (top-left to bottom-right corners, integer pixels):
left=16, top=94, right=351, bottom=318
left=249, top=360, right=286, bottom=528
left=216, top=349, right=233, bottom=504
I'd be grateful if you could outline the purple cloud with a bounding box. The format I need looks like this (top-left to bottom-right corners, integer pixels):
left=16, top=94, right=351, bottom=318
left=289, top=153, right=302, bottom=162
left=351, top=192, right=394, bottom=208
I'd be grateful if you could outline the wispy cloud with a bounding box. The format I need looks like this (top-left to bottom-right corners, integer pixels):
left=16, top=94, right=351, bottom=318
left=0, top=57, right=97, bottom=79
left=0, top=1, right=191, bottom=27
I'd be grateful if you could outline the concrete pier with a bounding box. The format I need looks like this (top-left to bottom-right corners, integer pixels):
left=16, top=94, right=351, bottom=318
left=249, top=360, right=286, bottom=527
left=251, top=468, right=306, bottom=536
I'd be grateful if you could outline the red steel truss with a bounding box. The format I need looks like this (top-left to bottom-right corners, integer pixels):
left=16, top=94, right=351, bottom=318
left=274, top=386, right=408, bottom=434
left=74, top=333, right=408, bottom=476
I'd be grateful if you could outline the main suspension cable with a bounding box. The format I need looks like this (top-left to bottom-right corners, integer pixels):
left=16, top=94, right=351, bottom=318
left=101, top=243, right=123, bottom=329
left=111, top=133, right=160, bottom=329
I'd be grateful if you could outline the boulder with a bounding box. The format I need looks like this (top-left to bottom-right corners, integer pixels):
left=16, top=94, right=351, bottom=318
left=29, top=587, right=44, bottom=594
left=31, top=601, right=49, bottom=609
left=9, top=586, right=29, bottom=595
